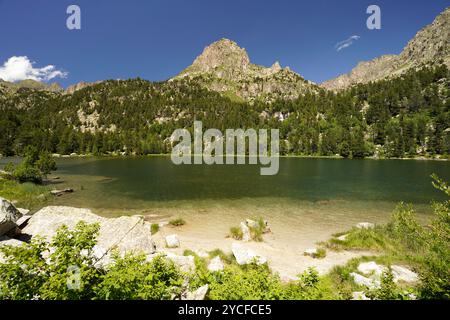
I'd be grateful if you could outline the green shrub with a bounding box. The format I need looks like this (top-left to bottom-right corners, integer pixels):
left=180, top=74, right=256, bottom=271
left=151, top=223, right=159, bottom=235
left=315, top=248, right=327, bottom=259
left=229, top=226, right=243, bottom=240
left=169, top=217, right=186, bottom=227
left=96, top=254, right=183, bottom=300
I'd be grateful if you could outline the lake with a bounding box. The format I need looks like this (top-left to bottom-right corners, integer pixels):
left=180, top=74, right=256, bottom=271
left=2, top=156, right=449, bottom=274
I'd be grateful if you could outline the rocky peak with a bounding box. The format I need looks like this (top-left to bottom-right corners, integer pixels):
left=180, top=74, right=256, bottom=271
left=174, top=38, right=316, bottom=102
left=190, top=38, right=250, bottom=76
left=322, top=7, right=450, bottom=90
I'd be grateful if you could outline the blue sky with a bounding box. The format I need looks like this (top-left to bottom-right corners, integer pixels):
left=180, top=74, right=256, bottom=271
left=0, top=0, right=448, bottom=87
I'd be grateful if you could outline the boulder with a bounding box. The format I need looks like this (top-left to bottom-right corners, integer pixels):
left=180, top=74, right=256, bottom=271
left=184, top=284, right=209, bottom=300
left=165, top=234, right=180, bottom=248
left=356, top=222, right=375, bottom=229
left=231, top=242, right=267, bottom=265
left=22, top=206, right=154, bottom=254
left=357, top=261, right=385, bottom=277
left=16, top=214, right=32, bottom=228
left=240, top=222, right=251, bottom=242
left=164, top=253, right=195, bottom=273
left=208, top=256, right=224, bottom=272
left=0, top=236, right=25, bottom=263
left=391, top=265, right=419, bottom=283
left=350, top=272, right=380, bottom=289
left=0, top=197, right=22, bottom=236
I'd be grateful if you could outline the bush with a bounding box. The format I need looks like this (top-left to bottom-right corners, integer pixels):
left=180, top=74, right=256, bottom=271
left=169, top=217, right=186, bottom=227
left=151, top=223, right=159, bottom=235
left=315, top=248, right=327, bottom=259
left=12, top=162, right=43, bottom=184
left=229, top=226, right=243, bottom=240
left=95, top=254, right=183, bottom=300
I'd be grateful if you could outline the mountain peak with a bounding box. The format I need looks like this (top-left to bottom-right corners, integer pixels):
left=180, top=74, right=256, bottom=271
left=187, top=38, right=251, bottom=76
left=322, top=7, right=450, bottom=90
left=173, top=38, right=316, bottom=102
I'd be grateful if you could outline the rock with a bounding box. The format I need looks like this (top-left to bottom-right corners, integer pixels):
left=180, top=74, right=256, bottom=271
left=50, top=189, right=74, bottom=196
left=245, top=219, right=258, bottom=229
left=240, top=222, right=251, bottom=242
left=357, top=261, right=385, bottom=277
left=194, top=249, right=209, bottom=258
left=231, top=242, right=267, bottom=265
left=208, top=256, right=224, bottom=272
left=164, top=253, right=195, bottom=273
left=17, top=208, right=30, bottom=215
left=22, top=206, right=154, bottom=254
left=350, top=272, right=380, bottom=289
left=303, top=248, right=318, bottom=258
left=391, top=265, right=419, bottom=283
left=356, top=222, right=375, bottom=229
left=165, top=234, right=180, bottom=248
left=184, top=284, right=209, bottom=300
left=352, top=291, right=370, bottom=300
left=0, top=197, right=22, bottom=236
left=16, top=214, right=32, bottom=228
left=336, top=234, right=348, bottom=241
left=0, top=236, right=25, bottom=263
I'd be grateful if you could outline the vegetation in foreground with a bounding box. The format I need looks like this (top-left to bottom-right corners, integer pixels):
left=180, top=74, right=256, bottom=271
left=0, top=176, right=448, bottom=300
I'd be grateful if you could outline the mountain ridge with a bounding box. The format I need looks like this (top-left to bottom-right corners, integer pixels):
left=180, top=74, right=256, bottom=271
left=322, top=7, right=450, bottom=90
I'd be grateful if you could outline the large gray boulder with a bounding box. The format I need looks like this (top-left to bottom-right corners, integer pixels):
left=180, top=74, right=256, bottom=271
left=22, top=206, right=154, bottom=254
left=0, top=197, right=23, bottom=236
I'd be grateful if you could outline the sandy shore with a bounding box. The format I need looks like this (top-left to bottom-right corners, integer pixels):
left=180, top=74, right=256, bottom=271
left=148, top=209, right=378, bottom=279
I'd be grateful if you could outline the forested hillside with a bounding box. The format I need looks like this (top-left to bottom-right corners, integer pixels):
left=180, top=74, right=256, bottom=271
left=0, top=65, right=449, bottom=159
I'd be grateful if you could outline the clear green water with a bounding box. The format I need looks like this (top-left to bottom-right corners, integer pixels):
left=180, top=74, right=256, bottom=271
left=2, top=157, right=449, bottom=223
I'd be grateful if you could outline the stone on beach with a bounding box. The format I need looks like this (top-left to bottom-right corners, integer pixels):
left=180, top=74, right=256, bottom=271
left=357, top=261, right=385, bottom=276
left=240, top=222, right=251, bottom=242
left=231, top=242, right=267, bottom=265
left=165, top=234, right=180, bottom=248
left=303, top=248, right=318, bottom=258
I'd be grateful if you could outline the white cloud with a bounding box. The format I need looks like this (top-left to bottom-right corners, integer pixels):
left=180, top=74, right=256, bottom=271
left=0, top=56, right=67, bottom=82
left=335, top=35, right=361, bottom=52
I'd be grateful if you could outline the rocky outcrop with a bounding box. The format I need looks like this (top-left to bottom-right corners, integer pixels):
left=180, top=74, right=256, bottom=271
left=351, top=261, right=419, bottom=289
left=322, top=7, right=450, bottom=90
left=173, top=38, right=317, bottom=102
left=0, top=197, right=22, bottom=236
left=231, top=242, right=267, bottom=265
left=22, top=206, right=154, bottom=254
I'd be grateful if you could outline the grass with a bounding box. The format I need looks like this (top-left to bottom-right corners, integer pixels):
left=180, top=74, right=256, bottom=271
left=229, top=217, right=268, bottom=242
left=169, top=217, right=186, bottom=227
left=315, top=248, right=327, bottom=259
left=229, top=226, right=243, bottom=240
left=0, top=179, right=52, bottom=209
left=150, top=223, right=159, bottom=235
